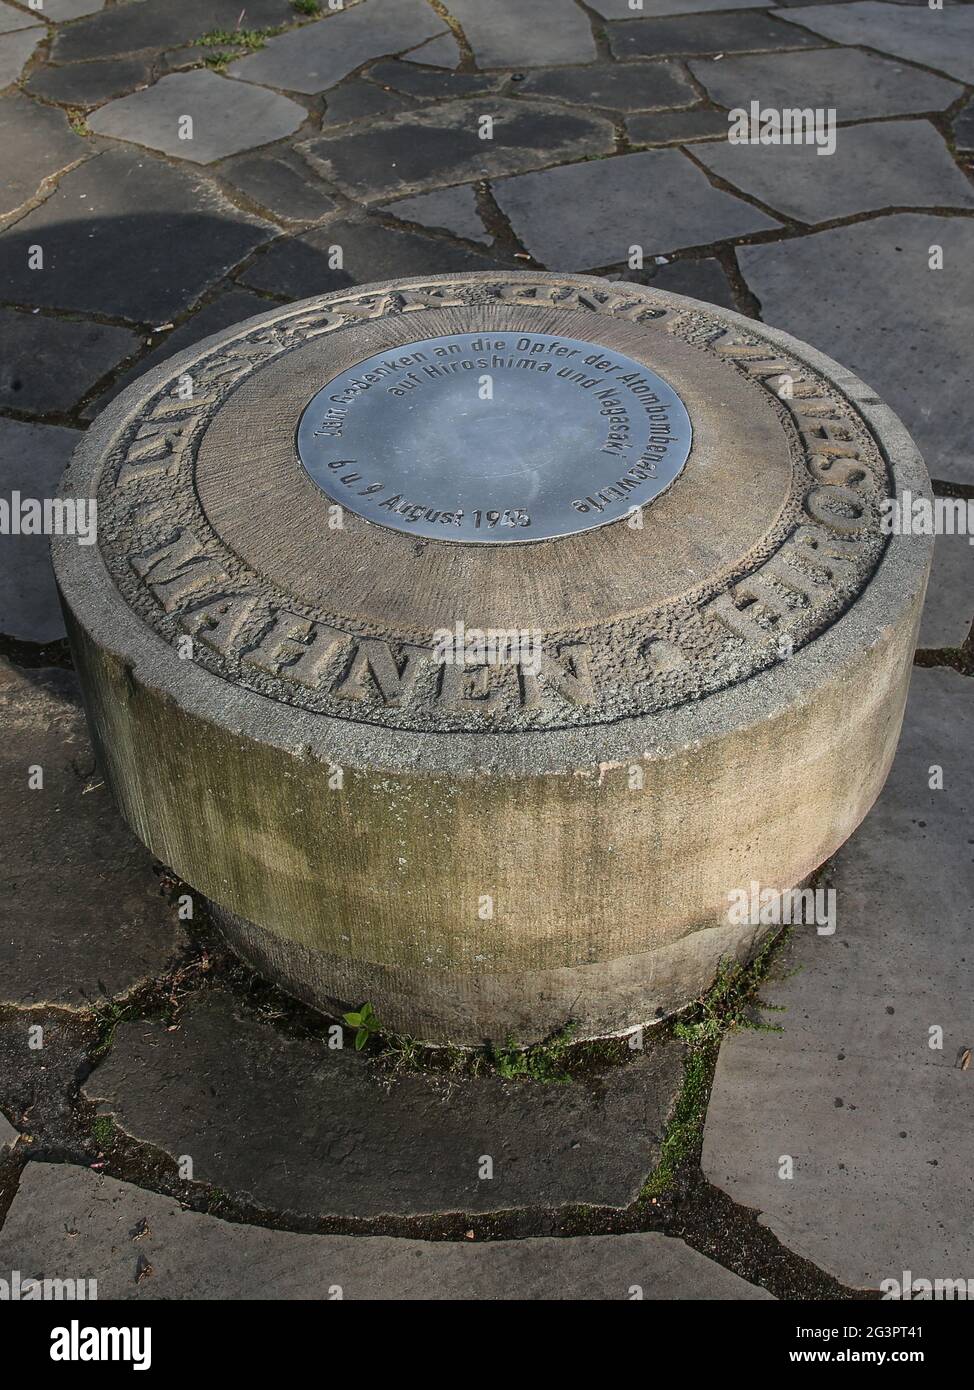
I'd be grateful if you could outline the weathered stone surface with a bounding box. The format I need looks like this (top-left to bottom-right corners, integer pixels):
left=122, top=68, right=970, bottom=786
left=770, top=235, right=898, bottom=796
left=777, top=1, right=974, bottom=85
left=367, top=58, right=504, bottom=99
left=52, top=0, right=295, bottom=62
left=0, top=309, right=139, bottom=415
left=691, top=47, right=962, bottom=120
left=0, top=148, right=274, bottom=322
left=739, top=214, right=974, bottom=484
left=27, top=0, right=105, bottom=19
left=403, top=32, right=461, bottom=69
left=0, top=28, right=44, bottom=94
left=84, top=990, right=684, bottom=1217
left=0, top=1164, right=772, bottom=1299
left=85, top=289, right=273, bottom=418
left=695, top=119, right=974, bottom=224
left=0, top=1111, right=16, bottom=1150
left=631, top=255, right=736, bottom=310
left=229, top=0, right=444, bottom=94
left=0, top=660, right=184, bottom=1007
left=218, top=147, right=337, bottom=223
left=0, top=419, right=80, bottom=642
left=518, top=61, right=695, bottom=111
left=0, top=1010, right=95, bottom=1151
left=493, top=150, right=780, bottom=268
left=0, top=92, right=90, bottom=219
left=703, top=668, right=974, bottom=1289
left=918, top=532, right=974, bottom=650
left=609, top=11, right=819, bottom=59
left=593, top=0, right=772, bottom=15
left=0, top=1, right=39, bottom=31
left=240, top=217, right=506, bottom=296
left=444, top=0, right=596, bottom=67
left=381, top=184, right=489, bottom=243
left=301, top=100, right=614, bottom=201
left=88, top=70, right=306, bottom=164
left=628, top=109, right=728, bottom=145
left=54, top=274, right=928, bottom=1042
left=321, top=78, right=413, bottom=126
left=26, top=56, right=154, bottom=107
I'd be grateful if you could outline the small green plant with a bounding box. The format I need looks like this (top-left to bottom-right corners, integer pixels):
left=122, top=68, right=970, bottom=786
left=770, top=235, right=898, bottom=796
left=493, top=1023, right=577, bottom=1084
left=292, top=0, right=321, bottom=14
left=66, top=107, right=91, bottom=136
left=89, top=1000, right=133, bottom=1060
left=92, top=1115, right=114, bottom=1150
left=198, top=29, right=274, bottom=50
left=343, top=1001, right=380, bottom=1050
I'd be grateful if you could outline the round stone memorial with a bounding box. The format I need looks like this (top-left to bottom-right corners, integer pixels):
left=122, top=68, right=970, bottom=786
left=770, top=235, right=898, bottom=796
left=54, top=273, right=932, bottom=1044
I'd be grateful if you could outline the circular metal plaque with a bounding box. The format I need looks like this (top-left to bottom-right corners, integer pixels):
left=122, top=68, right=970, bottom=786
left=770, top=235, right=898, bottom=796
left=296, top=330, right=692, bottom=543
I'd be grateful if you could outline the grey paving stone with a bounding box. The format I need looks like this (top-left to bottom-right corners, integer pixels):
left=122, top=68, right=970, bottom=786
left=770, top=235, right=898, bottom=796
left=26, top=56, right=154, bottom=108
left=217, top=148, right=337, bottom=223
left=321, top=77, right=414, bottom=126
left=444, top=0, right=596, bottom=67
left=0, top=1010, right=95, bottom=1151
left=0, top=420, right=79, bottom=642
left=691, top=47, right=962, bottom=121
left=0, top=27, right=43, bottom=91
left=52, top=0, right=296, bottom=62
left=918, top=531, right=974, bottom=649
left=636, top=254, right=737, bottom=310
left=239, top=216, right=508, bottom=297
left=695, top=119, right=974, bottom=224
left=702, top=667, right=974, bottom=1289
left=0, top=658, right=184, bottom=1005
left=0, top=1, right=40, bottom=31
left=0, top=309, right=139, bottom=415
left=954, top=96, right=974, bottom=154
left=628, top=109, right=729, bottom=145
left=229, top=0, right=444, bottom=95
left=592, top=0, right=772, bottom=15
left=0, top=91, right=90, bottom=220
left=0, top=1110, right=16, bottom=1150
left=0, top=1164, right=771, bottom=1299
left=609, top=11, right=822, bottom=59
left=739, top=214, right=974, bottom=485
left=0, top=148, right=274, bottom=322
left=32, top=0, right=105, bottom=19
left=84, top=288, right=272, bottom=418
left=88, top=69, right=306, bottom=164
left=367, top=58, right=505, bottom=100
left=301, top=99, right=615, bottom=201
left=517, top=61, right=695, bottom=112
left=381, top=183, right=489, bottom=243
left=83, top=989, right=684, bottom=1218
left=493, top=149, right=780, bottom=270
left=777, top=1, right=974, bottom=85
left=403, top=31, right=461, bottom=69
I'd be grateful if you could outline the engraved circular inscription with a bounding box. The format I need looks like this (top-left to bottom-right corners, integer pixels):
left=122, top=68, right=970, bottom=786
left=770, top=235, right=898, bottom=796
left=296, top=331, right=693, bottom=543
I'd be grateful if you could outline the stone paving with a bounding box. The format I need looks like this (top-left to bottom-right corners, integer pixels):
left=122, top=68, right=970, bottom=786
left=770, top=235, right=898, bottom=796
left=1, top=0, right=972, bottom=1300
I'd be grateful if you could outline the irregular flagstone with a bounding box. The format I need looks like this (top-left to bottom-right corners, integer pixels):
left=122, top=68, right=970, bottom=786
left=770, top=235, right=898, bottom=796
left=776, top=2, right=974, bottom=85
left=694, top=119, right=974, bottom=224
left=0, top=1164, right=772, bottom=1299
left=239, top=216, right=508, bottom=297
left=0, top=660, right=185, bottom=1006
left=0, top=309, right=139, bottom=416
left=0, top=420, right=80, bottom=642
left=217, top=148, right=337, bottom=223
left=366, top=59, right=506, bottom=99
left=229, top=0, right=445, bottom=94
left=401, top=32, right=462, bottom=69
left=691, top=47, right=962, bottom=121
left=83, top=989, right=685, bottom=1218
left=33, top=0, right=105, bottom=19
left=300, top=99, right=615, bottom=201
left=381, top=184, right=489, bottom=244
left=635, top=255, right=737, bottom=310
left=493, top=150, right=780, bottom=270
left=517, top=61, right=696, bottom=112
left=592, top=0, right=772, bottom=16
left=0, top=92, right=90, bottom=220
left=84, top=289, right=273, bottom=419
left=918, top=532, right=974, bottom=649
left=26, top=56, right=155, bottom=108
left=0, top=27, right=43, bottom=91
left=0, top=1111, right=16, bottom=1150
left=443, top=0, right=596, bottom=67
left=738, top=214, right=974, bottom=485
left=52, top=0, right=296, bottom=62
left=88, top=70, right=307, bottom=164
left=320, top=78, right=414, bottom=126
left=609, top=10, right=823, bottom=58
left=702, top=668, right=974, bottom=1289
left=0, top=1, right=40, bottom=31
left=628, top=109, right=729, bottom=145
left=0, top=1011, right=96, bottom=1150
left=0, top=148, right=275, bottom=322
